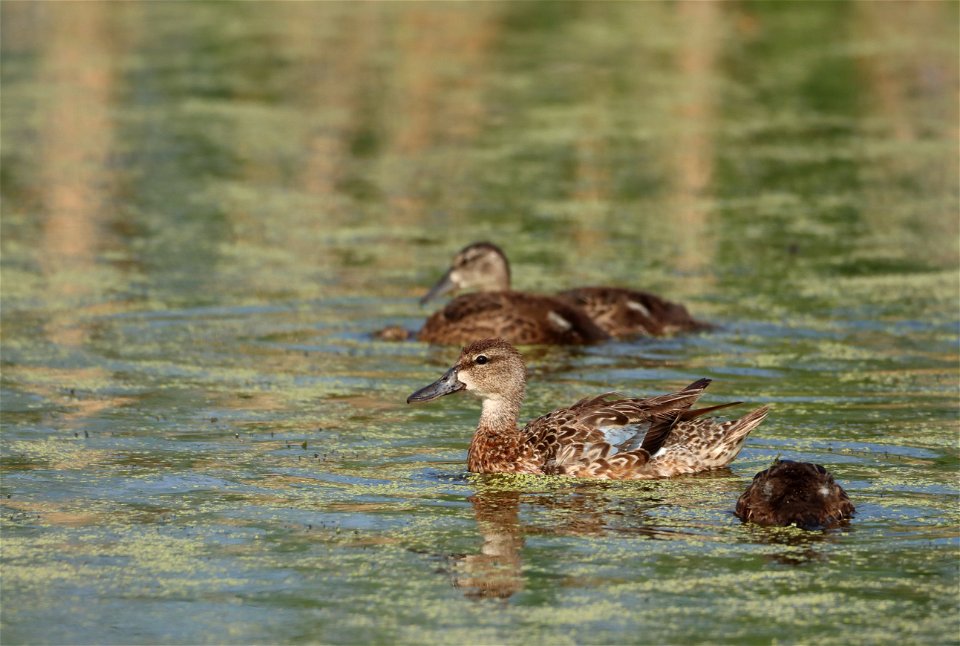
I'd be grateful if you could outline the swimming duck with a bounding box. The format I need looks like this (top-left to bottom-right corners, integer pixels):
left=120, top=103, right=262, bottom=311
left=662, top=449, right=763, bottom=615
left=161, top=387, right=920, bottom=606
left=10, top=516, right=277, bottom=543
left=417, top=243, right=609, bottom=345
left=418, top=242, right=710, bottom=344
left=735, top=459, right=855, bottom=530
left=407, top=338, right=769, bottom=478
left=418, top=291, right=609, bottom=346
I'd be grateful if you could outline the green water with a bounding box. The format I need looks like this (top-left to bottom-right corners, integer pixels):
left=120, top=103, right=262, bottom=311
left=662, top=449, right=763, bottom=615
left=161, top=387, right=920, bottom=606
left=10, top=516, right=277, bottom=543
left=2, top=2, right=958, bottom=644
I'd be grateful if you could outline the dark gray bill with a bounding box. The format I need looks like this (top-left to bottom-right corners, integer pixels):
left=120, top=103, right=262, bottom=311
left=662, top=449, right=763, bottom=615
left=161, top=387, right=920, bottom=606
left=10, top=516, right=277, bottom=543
left=419, top=268, right=456, bottom=305
left=407, top=366, right=465, bottom=403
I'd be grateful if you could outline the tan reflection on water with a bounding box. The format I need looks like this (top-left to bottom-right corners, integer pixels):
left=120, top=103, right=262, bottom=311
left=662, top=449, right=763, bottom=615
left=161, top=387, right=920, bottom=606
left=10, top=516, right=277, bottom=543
left=390, top=6, right=495, bottom=156
left=669, top=0, right=722, bottom=280
left=855, top=0, right=958, bottom=144
left=289, top=3, right=497, bottom=227
left=12, top=1, right=133, bottom=419
left=292, top=4, right=381, bottom=201
left=37, top=2, right=115, bottom=278
left=570, top=2, right=726, bottom=281
left=854, top=0, right=959, bottom=267
left=384, top=4, right=497, bottom=229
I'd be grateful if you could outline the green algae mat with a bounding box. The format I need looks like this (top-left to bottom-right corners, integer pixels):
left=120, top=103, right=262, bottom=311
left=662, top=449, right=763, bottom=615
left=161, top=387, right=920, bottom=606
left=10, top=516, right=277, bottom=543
left=2, top=2, right=957, bottom=644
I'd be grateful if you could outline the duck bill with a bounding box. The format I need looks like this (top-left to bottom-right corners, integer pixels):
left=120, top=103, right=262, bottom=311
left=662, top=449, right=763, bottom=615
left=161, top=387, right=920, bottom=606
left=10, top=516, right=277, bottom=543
left=419, top=268, right=456, bottom=305
left=407, top=366, right=465, bottom=403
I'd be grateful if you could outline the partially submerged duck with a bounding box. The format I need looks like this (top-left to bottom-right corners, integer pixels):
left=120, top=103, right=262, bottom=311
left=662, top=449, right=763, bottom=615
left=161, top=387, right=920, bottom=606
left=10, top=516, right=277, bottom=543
left=407, top=338, right=768, bottom=478
left=735, top=459, right=855, bottom=530
left=417, top=242, right=710, bottom=345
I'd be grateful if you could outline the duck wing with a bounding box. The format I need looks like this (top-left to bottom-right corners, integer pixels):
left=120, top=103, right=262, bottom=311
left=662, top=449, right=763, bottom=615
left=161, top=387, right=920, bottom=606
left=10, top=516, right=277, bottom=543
left=522, top=379, right=713, bottom=478
left=557, top=286, right=712, bottom=337
left=650, top=405, right=770, bottom=475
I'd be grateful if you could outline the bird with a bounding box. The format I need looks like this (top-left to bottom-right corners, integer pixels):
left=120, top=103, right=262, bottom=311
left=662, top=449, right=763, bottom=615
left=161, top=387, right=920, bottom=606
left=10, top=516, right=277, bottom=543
left=417, top=289, right=609, bottom=346
left=416, top=242, right=609, bottom=345
left=417, top=242, right=710, bottom=345
left=406, top=337, right=768, bottom=478
left=735, top=459, right=855, bottom=530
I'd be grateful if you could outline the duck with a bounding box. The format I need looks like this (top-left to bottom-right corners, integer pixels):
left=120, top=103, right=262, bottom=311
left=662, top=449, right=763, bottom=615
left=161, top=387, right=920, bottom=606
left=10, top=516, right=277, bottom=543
left=735, top=459, right=855, bottom=530
left=417, top=242, right=609, bottom=345
left=406, top=337, right=769, bottom=478
left=417, top=242, right=710, bottom=345
left=418, top=290, right=609, bottom=346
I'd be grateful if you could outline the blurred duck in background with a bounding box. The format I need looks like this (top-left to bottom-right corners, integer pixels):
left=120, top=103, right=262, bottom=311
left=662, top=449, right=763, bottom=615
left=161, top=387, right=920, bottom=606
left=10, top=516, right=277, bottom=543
left=418, top=242, right=711, bottom=346
left=417, top=242, right=609, bottom=345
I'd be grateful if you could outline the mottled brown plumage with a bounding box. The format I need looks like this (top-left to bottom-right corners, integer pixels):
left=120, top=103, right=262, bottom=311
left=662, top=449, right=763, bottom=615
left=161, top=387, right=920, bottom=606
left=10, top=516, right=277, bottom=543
left=559, top=286, right=712, bottom=336
left=417, top=242, right=710, bottom=344
left=407, top=338, right=768, bottom=479
left=418, top=291, right=609, bottom=345
left=735, top=459, right=855, bottom=530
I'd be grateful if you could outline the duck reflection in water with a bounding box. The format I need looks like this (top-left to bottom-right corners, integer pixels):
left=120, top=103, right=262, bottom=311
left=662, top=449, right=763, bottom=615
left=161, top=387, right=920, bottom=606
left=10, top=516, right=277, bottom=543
left=449, top=477, right=728, bottom=601
left=743, top=524, right=844, bottom=566
left=417, top=242, right=712, bottom=346
left=452, top=489, right=525, bottom=601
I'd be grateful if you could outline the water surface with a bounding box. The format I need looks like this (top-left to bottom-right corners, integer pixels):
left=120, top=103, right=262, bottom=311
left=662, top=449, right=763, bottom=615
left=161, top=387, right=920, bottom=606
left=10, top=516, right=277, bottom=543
left=2, top=2, right=958, bottom=644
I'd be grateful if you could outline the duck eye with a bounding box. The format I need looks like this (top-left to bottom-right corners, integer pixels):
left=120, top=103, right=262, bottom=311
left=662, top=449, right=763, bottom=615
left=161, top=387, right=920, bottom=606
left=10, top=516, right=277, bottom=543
left=475, top=355, right=488, bottom=365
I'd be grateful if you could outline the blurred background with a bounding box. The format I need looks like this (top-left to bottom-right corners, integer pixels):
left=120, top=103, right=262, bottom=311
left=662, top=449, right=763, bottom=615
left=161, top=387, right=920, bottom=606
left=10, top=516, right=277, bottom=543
left=1, top=2, right=957, bottom=644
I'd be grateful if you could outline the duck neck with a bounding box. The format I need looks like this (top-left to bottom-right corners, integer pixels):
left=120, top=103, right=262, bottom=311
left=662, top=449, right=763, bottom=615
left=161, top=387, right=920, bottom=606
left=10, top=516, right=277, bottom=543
left=475, top=272, right=510, bottom=293
left=479, top=395, right=521, bottom=431
left=467, top=394, right=524, bottom=473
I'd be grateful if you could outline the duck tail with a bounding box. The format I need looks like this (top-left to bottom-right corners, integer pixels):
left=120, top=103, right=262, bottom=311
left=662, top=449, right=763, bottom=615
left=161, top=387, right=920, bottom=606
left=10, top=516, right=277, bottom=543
left=711, top=405, right=770, bottom=466
left=676, top=400, right=743, bottom=422
left=627, top=381, right=712, bottom=455
left=629, top=378, right=712, bottom=419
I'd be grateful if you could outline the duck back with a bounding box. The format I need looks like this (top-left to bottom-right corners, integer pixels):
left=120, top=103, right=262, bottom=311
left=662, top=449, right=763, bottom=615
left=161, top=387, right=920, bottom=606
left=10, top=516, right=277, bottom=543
left=418, top=291, right=609, bottom=346
left=558, top=286, right=712, bottom=337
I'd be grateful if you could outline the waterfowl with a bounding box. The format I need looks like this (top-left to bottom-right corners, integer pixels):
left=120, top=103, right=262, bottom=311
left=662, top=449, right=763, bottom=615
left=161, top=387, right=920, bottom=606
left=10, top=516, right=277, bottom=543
left=407, top=338, right=769, bottom=478
left=735, top=459, right=855, bottom=530
left=417, top=242, right=609, bottom=345
left=418, top=242, right=710, bottom=344
left=418, top=290, right=609, bottom=346
left=559, top=285, right=712, bottom=337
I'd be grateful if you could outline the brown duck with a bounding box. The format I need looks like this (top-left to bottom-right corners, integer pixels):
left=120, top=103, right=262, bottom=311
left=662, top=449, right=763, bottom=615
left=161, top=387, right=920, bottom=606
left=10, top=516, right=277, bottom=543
left=418, top=290, right=609, bottom=346
left=417, top=242, right=710, bottom=345
left=735, top=459, right=855, bottom=530
left=407, top=338, right=768, bottom=478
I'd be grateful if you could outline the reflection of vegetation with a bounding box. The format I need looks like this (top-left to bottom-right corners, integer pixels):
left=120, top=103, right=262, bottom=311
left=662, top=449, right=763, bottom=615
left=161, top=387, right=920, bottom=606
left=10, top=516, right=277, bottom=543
left=0, top=1, right=957, bottom=643
left=450, top=472, right=748, bottom=600
left=741, top=522, right=850, bottom=566
left=452, top=489, right=524, bottom=600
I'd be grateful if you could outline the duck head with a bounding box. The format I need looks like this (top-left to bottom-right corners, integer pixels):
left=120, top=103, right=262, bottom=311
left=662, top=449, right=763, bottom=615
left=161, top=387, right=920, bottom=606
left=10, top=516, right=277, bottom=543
left=406, top=338, right=526, bottom=411
left=420, top=242, right=512, bottom=304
